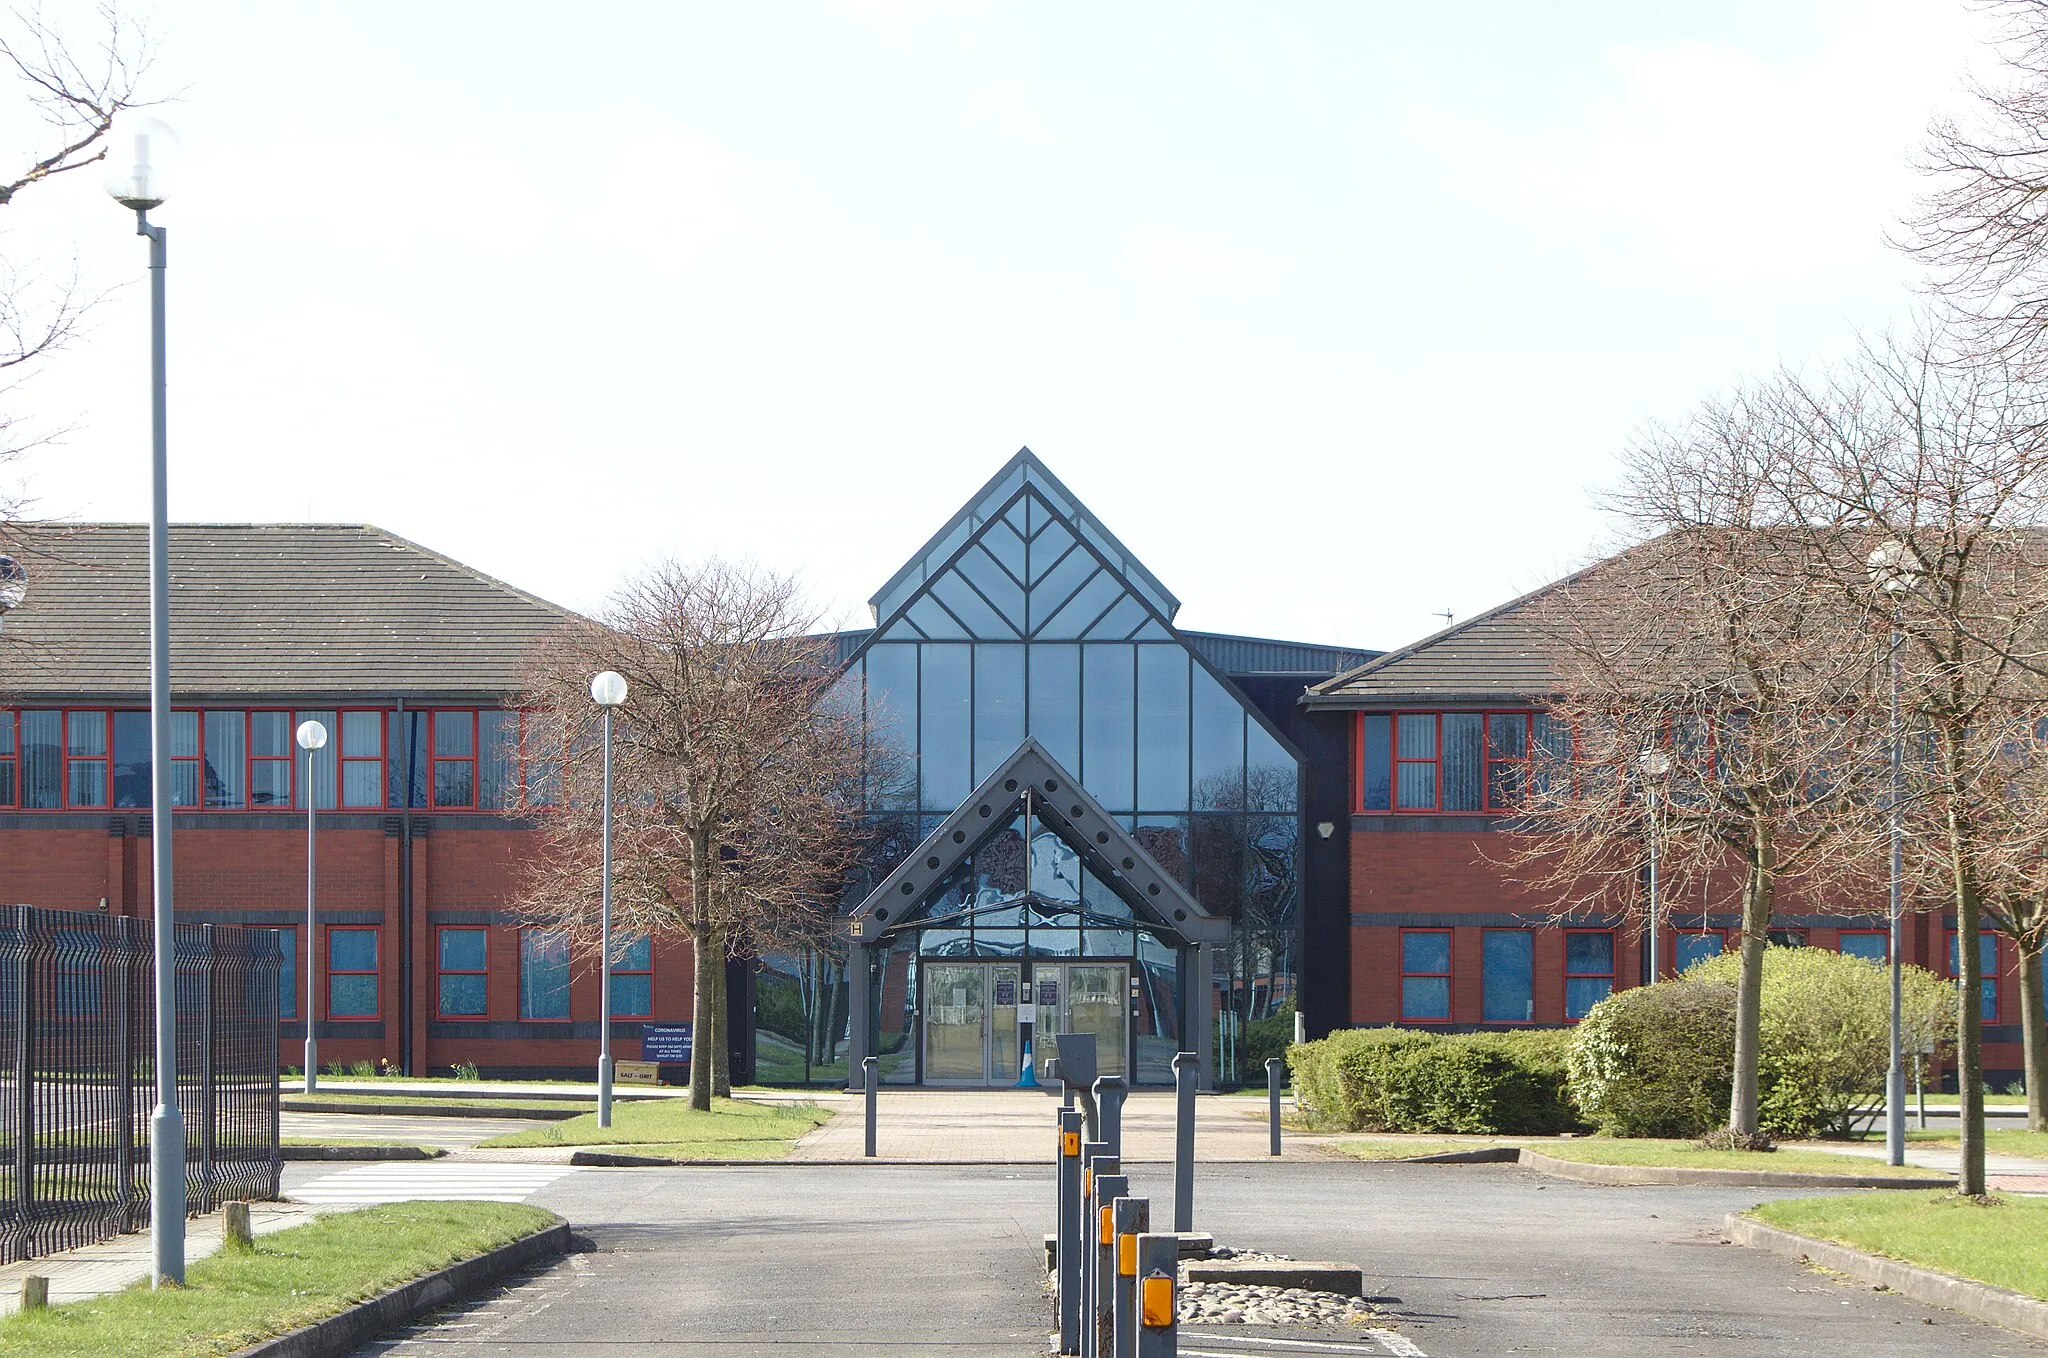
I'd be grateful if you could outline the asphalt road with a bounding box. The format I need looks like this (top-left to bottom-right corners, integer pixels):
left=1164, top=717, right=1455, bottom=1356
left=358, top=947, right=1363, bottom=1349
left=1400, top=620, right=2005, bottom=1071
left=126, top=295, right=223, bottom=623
left=342, top=1160, right=2048, bottom=1357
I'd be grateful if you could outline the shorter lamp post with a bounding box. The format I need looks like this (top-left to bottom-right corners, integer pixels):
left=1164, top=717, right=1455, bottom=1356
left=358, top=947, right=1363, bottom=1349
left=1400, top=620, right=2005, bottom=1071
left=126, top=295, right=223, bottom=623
left=1637, top=748, right=1671, bottom=983
left=1868, top=540, right=1920, bottom=1168
left=297, top=720, right=328, bottom=1093
left=590, top=671, right=629, bottom=1127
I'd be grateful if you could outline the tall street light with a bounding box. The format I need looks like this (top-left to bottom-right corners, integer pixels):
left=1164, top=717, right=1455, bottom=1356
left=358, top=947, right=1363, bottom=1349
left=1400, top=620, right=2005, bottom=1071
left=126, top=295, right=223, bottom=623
left=297, top=720, right=329, bottom=1095
left=591, top=671, right=629, bottom=1127
left=106, top=111, right=184, bottom=1289
left=1637, top=748, right=1672, bottom=983
left=1869, top=540, right=1921, bottom=1169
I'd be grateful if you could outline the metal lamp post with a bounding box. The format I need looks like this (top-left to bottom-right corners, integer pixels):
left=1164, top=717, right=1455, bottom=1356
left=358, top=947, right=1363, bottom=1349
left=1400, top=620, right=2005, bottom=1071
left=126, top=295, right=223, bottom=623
left=1869, top=541, right=1920, bottom=1169
left=1636, top=749, right=1671, bottom=983
left=297, top=720, right=328, bottom=1094
left=590, top=671, right=629, bottom=1127
left=106, top=112, right=185, bottom=1289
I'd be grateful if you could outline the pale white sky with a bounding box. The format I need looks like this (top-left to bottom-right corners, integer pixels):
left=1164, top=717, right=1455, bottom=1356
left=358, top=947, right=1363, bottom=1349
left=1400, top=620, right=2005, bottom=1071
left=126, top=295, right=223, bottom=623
left=0, top=0, right=2004, bottom=651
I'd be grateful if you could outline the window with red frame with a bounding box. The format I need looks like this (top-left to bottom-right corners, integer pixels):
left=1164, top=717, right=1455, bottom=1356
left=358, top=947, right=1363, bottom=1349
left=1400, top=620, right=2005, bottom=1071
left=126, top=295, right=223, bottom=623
left=1399, top=929, right=1452, bottom=1020
left=1363, top=712, right=1533, bottom=813
left=249, top=710, right=293, bottom=807
left=1565, top=930, right=1613, bottom=1020
left=1949, top=931, right=1999, bottom=1022
left=432, top=710, right=475, bottom=807
left=0, top=710, right=14, bottom=806
left=326, top=927, right=379, bottom=1019
left=1838, top=931, right=1888, bottom=963
left=64, top=709, right=109, bottom=807
left=338, top=710, right=384, bottom=808
left=436, top=927, right=488, bottom=1018
left=610, top=936, right=652, bottom=1017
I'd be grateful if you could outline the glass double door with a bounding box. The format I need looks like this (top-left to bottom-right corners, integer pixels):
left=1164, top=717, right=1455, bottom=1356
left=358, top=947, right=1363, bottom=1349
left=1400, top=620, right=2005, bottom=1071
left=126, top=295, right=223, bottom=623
left=922, top=961, right=1127, bottom=1085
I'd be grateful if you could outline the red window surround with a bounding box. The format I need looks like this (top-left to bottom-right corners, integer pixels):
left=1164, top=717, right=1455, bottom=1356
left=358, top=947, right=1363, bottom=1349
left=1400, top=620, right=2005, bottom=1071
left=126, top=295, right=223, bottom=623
left=1357, top=710, right=1541, bottom=815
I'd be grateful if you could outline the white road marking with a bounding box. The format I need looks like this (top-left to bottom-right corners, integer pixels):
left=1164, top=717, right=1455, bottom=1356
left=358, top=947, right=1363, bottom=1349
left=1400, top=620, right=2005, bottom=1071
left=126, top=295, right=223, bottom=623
left=1181, top=1334, right=1401, bottom=1353
left=1182, top=1333, right=1424, bottom=1357
left=288, top=1161, right=576, bottom=1205
left=1370, top=1331, right=1429, bottom=1357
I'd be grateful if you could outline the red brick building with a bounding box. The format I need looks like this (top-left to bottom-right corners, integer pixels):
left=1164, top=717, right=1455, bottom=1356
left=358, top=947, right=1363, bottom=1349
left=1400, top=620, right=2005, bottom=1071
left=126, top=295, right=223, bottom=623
left=1303, top=583, right=2019, bottom=1089
left=0, top=524, right=715, bottom=1079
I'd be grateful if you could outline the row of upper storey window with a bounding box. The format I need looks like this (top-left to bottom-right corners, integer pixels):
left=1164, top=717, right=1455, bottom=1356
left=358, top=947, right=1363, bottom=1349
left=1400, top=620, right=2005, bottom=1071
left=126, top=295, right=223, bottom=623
left=0, top=708, right=558, bottom=812
left=1357, top=710, right=1560, bottom=814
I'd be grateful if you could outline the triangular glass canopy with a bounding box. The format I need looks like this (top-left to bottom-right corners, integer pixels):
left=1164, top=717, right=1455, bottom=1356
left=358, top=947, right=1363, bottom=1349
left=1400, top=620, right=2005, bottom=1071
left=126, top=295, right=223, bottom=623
left=847, top=738, right=1225, bottom=950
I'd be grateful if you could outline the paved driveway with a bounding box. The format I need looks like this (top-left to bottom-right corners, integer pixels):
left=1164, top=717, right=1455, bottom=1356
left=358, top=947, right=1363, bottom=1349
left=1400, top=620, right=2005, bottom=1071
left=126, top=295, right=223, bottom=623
left=346, top=1160, right=2048, bottom=1357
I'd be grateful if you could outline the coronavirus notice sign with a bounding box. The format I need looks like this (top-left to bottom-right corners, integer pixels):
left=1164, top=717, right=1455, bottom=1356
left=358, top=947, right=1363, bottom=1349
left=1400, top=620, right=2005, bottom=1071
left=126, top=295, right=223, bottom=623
left=641, top=1024, right=694, bottom=1063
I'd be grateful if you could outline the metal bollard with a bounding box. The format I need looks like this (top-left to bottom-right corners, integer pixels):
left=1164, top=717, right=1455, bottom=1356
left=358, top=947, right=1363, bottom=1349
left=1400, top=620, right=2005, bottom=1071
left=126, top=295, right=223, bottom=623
left=1112, top=1195, right=1149, bottom=1358
left=1135, top=1233, right=1178, bottom=1357
left=1092, top=1172, right=1127, bottom=1358
left=1080, top=1143, right=1112, bottom=1358
left=1171, top=1051, right=1197, bottom=1232
left=1094, top=1075, right=1126, bottom=1160
left=1057, top=1109, right=1085, bottom=1354
left=863, top=1056, right=879, bottom=1158
left=1266, top=1057, right=1284, bottom=1157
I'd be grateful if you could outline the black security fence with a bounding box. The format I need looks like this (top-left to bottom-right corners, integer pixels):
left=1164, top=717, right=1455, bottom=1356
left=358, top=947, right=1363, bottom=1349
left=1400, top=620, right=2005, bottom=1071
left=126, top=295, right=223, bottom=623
left=0, top=905, right=282, bottom=1262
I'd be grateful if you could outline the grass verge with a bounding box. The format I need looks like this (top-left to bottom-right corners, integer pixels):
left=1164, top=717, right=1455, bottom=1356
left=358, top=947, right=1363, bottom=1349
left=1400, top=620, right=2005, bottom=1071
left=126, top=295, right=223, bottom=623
left=282, top=1093, right=594, bottom=1114
left=0, top=1201, right=553, bottom=1358
left=478, top=1096, right=829, bottom=1154
left=1328, top=1137, right=1522, bottom=1161
left=1532, top=1139, right=1947, bottom=1177
left=280, top=1138, right=446, bottom=1156
left=1750, top=1191, right=2048, bottom=1300
left=1904, top=1128, right=2048, bottom=1160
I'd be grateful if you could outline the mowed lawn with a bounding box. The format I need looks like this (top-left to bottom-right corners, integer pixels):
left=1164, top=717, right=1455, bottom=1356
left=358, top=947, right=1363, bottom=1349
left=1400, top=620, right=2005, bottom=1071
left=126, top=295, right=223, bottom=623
left=1752, top=1192, right=2048, bottom=1300
left=1331, top=1136, right=1949, bottom=1177
left=478, top=1096, right=832, bottom=1157
left=0, top=1202, right=552, bottom=1358
left=1907, top=1128, right=2048, bottom=1160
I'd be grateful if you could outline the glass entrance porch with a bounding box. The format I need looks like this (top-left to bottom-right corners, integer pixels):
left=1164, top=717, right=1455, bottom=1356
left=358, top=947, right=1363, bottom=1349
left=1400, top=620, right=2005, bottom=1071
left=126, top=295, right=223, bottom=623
left=920, top=960, right=1127, bottom=1086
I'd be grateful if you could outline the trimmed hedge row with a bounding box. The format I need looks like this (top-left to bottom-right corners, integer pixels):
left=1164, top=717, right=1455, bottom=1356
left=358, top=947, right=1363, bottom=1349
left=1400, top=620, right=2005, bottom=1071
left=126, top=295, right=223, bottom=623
left=1288, top=1026, right=1582, bottom=1135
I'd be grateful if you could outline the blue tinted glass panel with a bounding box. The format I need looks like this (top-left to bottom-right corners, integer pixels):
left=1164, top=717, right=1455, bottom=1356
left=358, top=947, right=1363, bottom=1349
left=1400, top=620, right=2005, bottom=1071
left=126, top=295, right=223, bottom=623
left=1396, top=762, right=1435, bottom=810
left=1190, top=668, right=1245, bottom=810
left=20, top=711, right=59, bottom=809
left=1135, top=645, right=1189, bottom=811
left=1442, top=713, right=1483, bottom=812
left=1245, top=718, right=1297, bottom=813
left=1028, top=644, right=1080, bottom=771
left=206, top=710, right=246, bottom=809
left=931, top=569, right=1017, bottom=639
left=296, top=710, right=337, bottom=809
left=1397, top=713, right=1436, bottom=759
left=618, top=936, right=652, bottom=970
left=113, top=709, right=149, bottom=808
left=1487, top=712, right=1527, bottom=760
left=276, top=927, right=296, bottom=1019
left=440, top=928, right=487, bottom=972
left=906, top=594, right=970, bottom=639
left=1838, top=933, right=1887, bottom=961
left=1950, top=933, right=1998, bottom=1020
left=1566, top=977, right=1611, bottom=1020
left=1028, top=543, right=1094, bottom=622
left=1401, top=977, right=1450, bottom=1020
left=864, top=644, right=918, bottom=810
left=521, top=932, right=571, bottom=1019
left=1565, top=932, right=1612, bottom=975
left=1040, top=570, right=1123, bottom=640
left=329, top=974, right=379, bottom=1018
left=439, top=973, right=487, bottom=1017
left=68, top=761, right=106, bottom=808
left=1674, top=933, right=1723, bottom=970
left=1086, top=594, right=1151, bottom=641
left=954, top=546, right=1025, bottom=630
left=918, top=644, right=971, bottom=811
left=981, top=519, right=1026, bottom=579
left=478, top=709, right=517, bottom=809
left=1081, top=644, right=1135, bottom=812
left=1360, top=714, right=1391, bottom=811
left=66, top=710, right=106, bottom=757
left=330, top=929, right=378, bottom=972
left=974, top=644, right=1026, bottom=782
left=1483, top=930, right=1533, bottom=1022
left=250, top=710, right=290, bottom=758
left=1029, top=516, right=1077, bottom=574
left=342, top=710, right=381, bottom=757
left=612, top=974, right=652, bottom=1016
left=1402, top=931, right=1451, bottom=975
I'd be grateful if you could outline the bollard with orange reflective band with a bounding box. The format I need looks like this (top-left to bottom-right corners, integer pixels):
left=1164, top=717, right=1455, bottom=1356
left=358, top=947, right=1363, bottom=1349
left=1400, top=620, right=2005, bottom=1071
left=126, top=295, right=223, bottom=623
left=1135, top=1231, right=1178, bottom=1357
left=1090, top=1171, right=1126, bottom=1358
left=1079, top=1149, right=1115, bottom=1358
left=1111, top=1195, right=1149, bottom=1358
left=1056, top=1109, right=1085, bottom=1354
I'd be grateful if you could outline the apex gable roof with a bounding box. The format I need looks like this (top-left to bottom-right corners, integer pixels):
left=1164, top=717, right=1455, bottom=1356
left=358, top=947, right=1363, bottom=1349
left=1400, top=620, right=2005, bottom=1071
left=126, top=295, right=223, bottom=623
left=0, top=523, right=577, bottom=700
left=1304, top=575, right=1579, bottom=709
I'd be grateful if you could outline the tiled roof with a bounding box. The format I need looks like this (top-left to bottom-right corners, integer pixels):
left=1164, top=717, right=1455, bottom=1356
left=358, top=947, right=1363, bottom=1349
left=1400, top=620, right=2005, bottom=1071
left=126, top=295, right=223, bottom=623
left=0, top=524, right=576, bottom=700
left=1303, top=575, right=1579, bottom=708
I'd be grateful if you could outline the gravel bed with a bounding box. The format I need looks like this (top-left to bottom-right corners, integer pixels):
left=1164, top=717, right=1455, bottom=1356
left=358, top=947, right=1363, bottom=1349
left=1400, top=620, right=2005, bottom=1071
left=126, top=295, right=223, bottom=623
left=1177, top=1247, right=1377, bottom=1328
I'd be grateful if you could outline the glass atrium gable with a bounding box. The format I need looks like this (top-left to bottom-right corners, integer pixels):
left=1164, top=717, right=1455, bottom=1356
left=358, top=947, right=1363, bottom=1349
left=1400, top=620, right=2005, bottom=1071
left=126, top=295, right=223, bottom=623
left=832, top=450, right=1303, bottom=938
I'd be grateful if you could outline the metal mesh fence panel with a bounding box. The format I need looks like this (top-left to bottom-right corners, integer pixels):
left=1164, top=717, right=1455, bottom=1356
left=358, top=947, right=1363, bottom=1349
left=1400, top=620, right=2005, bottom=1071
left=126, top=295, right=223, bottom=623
left=0, top=905, right=281, bottom=1263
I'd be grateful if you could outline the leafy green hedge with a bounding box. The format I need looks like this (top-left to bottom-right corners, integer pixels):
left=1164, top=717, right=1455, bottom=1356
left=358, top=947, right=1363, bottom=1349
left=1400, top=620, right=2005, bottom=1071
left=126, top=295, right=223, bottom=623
left=1288, top=1026, right=1582, bottom=1134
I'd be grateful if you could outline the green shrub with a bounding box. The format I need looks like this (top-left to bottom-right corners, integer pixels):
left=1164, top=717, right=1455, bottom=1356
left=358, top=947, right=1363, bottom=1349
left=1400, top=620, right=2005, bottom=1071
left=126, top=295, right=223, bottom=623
left=1288, top=1026, right=1582, bottom=1135
left=1567, top=946, right=1956, bottom=1140
left=1244, top=1002, right=1296, bottom=1072
left=1566, top=975, right=1738, bottom=1139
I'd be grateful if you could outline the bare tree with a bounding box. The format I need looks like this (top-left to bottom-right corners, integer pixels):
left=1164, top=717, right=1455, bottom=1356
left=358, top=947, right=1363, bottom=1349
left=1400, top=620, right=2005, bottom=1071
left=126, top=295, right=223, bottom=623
left=1506, top=384, right=1888, bottom=1144
left=1774, top=333, right=2048, bottom=1192
left=510, top=559, right=869, bottom=1111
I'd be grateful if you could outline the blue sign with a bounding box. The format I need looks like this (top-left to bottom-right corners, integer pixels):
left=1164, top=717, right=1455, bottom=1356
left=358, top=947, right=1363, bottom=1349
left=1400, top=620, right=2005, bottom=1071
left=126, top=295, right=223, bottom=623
left=641, top=1024, right=693, bottom=1062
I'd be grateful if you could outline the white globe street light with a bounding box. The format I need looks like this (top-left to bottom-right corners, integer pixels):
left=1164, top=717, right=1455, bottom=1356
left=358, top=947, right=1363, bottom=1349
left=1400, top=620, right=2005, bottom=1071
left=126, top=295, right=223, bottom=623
left=591, top=673, right=628, bottom=1126
left=1637, top=748, right=1672, bottom=983
left=1867, top=541, right=1919, bottom=1170
left=109, top=110, right=185, bottom=1290
left=296, top=720, right=328, bottom=1098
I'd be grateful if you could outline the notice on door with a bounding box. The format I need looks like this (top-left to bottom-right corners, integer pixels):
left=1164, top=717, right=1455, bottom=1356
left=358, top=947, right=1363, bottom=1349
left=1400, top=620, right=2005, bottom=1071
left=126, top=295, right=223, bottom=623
left=1037, top=978, right=1060, bottom=1010
left=994, top=978, right=1017, bottom=1007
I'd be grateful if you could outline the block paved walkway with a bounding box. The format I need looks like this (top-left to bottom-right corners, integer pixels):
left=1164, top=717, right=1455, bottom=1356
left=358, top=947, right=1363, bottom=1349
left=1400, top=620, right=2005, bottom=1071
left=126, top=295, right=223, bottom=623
left=787, top=1088, right=1336, bottom=1162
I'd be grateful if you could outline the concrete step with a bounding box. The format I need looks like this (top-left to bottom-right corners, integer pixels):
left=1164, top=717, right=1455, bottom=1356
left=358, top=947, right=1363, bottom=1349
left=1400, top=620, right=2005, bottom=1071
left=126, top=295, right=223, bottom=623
left=1185, top=1258, right=1364, bottom=1295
